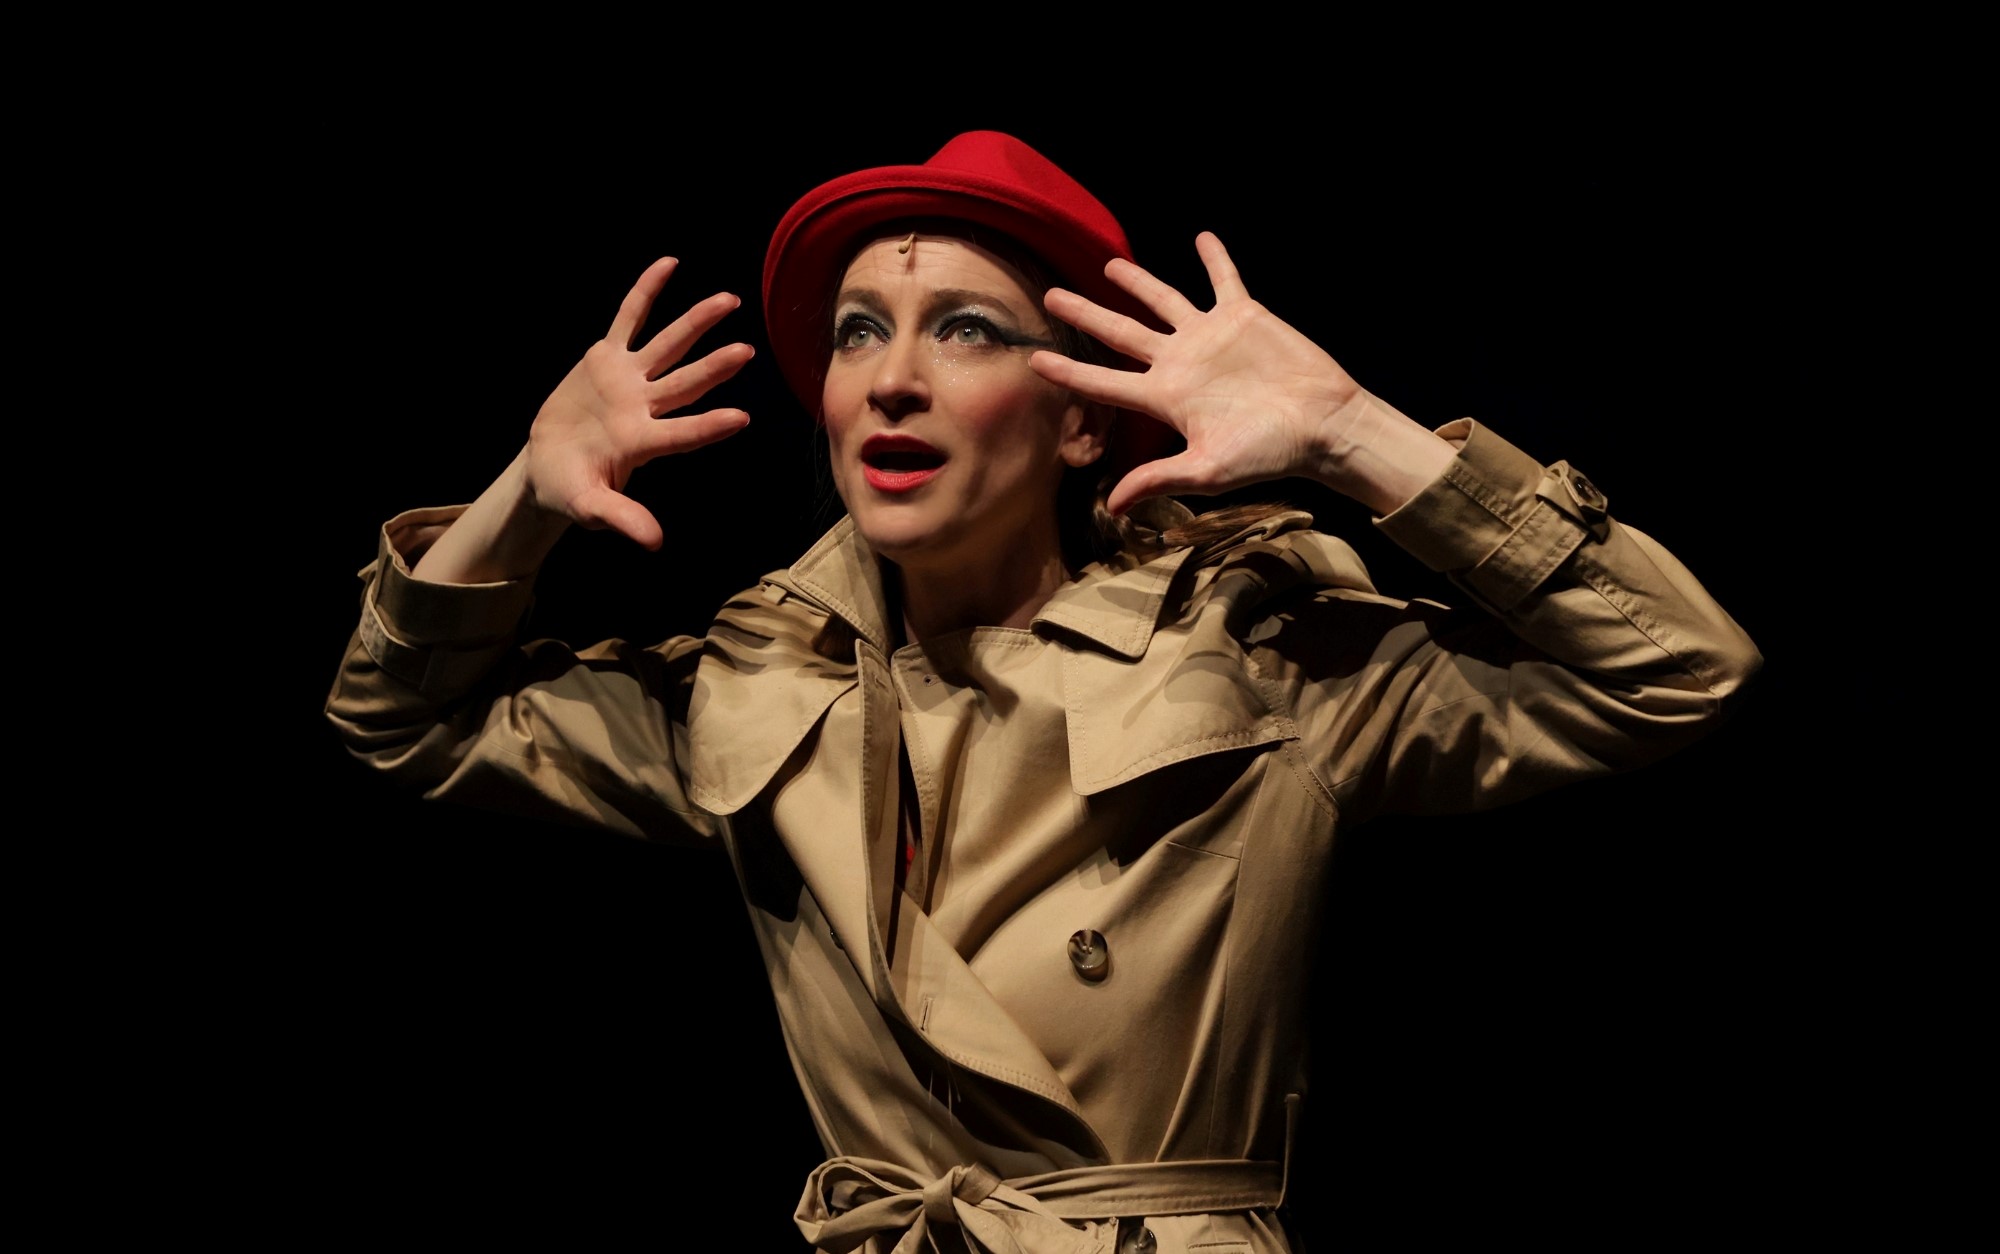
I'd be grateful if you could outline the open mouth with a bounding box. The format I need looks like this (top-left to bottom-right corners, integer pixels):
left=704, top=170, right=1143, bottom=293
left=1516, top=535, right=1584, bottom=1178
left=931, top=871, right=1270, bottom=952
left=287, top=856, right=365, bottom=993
left=864, top=448, right=946, bottom=472
left=861, top=435, right=945, bottom=470
left=860, top=435, right=946, bottom=492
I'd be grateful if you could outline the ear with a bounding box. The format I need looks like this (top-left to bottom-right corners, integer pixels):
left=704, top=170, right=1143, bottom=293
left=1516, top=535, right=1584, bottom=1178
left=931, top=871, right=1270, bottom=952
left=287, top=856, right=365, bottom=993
left=1058, top=399, right=1115, bottom=468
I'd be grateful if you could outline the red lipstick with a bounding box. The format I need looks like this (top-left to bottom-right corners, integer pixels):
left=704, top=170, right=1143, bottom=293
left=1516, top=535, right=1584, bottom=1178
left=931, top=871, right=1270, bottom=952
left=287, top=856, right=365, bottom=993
left=859, top=433, right=946, bottom=493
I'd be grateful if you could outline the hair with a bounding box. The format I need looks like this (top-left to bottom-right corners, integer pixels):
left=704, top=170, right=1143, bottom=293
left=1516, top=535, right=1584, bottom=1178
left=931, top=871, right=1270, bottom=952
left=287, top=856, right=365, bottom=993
left=818, top=219, right=1295, bottom=572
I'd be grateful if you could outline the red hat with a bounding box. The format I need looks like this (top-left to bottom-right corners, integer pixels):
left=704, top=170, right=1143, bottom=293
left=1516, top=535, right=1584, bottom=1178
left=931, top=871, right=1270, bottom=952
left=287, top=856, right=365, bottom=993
left=761, top=131, right=1176, bottom=466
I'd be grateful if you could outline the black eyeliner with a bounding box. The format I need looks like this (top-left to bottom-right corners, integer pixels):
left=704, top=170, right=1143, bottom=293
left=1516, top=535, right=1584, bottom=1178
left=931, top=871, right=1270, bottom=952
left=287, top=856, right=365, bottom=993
left=936, top=308, right=1053, bottom=350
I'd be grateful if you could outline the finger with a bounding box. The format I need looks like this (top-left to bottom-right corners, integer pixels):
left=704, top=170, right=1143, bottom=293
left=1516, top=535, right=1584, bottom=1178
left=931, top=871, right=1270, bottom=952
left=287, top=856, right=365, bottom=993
left=636, top=291, right=743, bottom=378
left=571, top=484, right=665, bottom=551
left=1103, top=255, right=1205, bottom=326
left=650, top=342, right=756, bottom=413
left=609, top=257, right=679, bottom=349
left=636, top=407, right=752, bottom=459
left=1030, top=350, right=1158, bottom=415
left=1043, top=288, right=1165, bottom=362
left=1105, top=453, right=1219, bottom=517
left=1195, top=232, right=1249, bottom=304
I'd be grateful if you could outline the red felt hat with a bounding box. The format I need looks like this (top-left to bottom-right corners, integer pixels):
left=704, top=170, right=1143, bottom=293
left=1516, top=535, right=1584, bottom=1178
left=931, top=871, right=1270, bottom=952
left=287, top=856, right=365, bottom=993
left=761, top=131, right=1177, bottom=469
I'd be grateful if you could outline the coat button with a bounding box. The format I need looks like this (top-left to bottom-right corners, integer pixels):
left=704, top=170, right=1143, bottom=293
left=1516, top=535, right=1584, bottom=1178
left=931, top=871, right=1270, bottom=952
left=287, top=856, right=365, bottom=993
left=1068, top=929, right=1110, bottom=981
left=1117, top=1220, right=1157, bottom=1254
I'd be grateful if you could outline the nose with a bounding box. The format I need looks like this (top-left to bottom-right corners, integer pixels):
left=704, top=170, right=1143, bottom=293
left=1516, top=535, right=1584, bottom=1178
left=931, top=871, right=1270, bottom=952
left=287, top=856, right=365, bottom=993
left=867, top=331, right=932, bottom=422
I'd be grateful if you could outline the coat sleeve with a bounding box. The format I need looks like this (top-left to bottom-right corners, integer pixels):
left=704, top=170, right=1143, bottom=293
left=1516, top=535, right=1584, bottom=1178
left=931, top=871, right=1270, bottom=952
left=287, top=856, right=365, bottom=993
left=1245, top=414, right=1762, bottom=825
left=324, top=505, right=720, bottom=846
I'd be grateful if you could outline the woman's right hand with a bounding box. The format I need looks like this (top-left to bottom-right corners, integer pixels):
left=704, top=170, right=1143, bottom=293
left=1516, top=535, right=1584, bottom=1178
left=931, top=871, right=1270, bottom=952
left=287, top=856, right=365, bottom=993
left=410, top=259, right=753, bottom=586
left=526, top=256, right=754, bottom=549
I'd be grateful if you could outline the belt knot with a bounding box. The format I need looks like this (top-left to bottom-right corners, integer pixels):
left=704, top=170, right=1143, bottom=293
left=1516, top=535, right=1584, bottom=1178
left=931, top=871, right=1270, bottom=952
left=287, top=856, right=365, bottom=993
left=923, top=1163, right=1000, bottom=1227
left=796, top=1153, right=1284, bottom=1253
left=797, top=1157, right=1102, bottom=1253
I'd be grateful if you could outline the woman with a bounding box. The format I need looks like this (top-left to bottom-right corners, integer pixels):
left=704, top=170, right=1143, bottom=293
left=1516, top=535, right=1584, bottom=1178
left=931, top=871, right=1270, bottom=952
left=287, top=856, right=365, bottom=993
left=327, top=132, right=1761, bottom=1252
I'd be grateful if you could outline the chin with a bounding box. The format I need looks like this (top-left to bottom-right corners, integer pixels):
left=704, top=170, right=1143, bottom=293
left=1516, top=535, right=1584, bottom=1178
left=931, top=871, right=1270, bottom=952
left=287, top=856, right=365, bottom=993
left=852, top=513, right=962, bottom=569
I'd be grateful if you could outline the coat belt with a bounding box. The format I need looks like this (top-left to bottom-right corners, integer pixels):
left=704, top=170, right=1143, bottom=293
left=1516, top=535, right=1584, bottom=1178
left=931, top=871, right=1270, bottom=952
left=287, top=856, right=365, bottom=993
left=795, top=1156, right=1286, bottom=1254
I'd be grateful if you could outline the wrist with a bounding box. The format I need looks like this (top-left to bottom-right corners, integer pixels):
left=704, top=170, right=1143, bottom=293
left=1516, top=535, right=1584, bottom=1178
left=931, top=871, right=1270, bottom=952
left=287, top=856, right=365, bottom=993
left=1308, top=390, right=1457, bottom=516
left=411, top=446, right=572, bottom=585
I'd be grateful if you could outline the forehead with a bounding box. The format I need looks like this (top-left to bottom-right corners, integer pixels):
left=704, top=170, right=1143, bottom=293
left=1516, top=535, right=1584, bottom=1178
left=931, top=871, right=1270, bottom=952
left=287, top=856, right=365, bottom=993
left=837, top=234, right=1045, bottom=307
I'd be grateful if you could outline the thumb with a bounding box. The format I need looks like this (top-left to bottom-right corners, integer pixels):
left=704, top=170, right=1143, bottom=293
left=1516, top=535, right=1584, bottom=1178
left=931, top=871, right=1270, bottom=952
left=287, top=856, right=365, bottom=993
left=573, top=485, right=666, bottom=551
left=1105, top=454, right=1212, bottom=517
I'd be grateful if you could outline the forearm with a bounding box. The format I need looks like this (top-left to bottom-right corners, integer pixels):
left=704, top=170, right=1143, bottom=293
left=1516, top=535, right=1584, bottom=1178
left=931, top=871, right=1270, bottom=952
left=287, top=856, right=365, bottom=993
left=1273, top=423, right=1760, bottom=821
left=1375, top=418, right=1762, bottom=705
left=327, top=511, right=716, bottom=844
left=410, top=446, right=572, bottom=585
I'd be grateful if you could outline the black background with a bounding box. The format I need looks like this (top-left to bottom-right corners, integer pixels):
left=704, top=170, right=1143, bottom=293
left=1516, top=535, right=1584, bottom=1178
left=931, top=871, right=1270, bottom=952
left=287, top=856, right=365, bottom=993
left=261, top=99, right=1882, bottom=1246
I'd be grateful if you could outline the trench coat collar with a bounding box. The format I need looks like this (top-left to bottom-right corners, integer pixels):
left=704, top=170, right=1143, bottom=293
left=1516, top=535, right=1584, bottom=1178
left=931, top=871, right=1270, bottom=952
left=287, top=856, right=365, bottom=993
left=698, top=508, right=1334, bottom=813
left=784, top=515, right=1204, bottom=662
left=786, top=518, right=898, bottom=656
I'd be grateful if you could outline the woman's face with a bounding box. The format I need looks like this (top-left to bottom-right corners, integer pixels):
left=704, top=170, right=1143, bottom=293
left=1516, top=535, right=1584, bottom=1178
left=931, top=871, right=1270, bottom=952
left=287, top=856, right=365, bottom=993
left=821, top=233, right=1104, bottom=576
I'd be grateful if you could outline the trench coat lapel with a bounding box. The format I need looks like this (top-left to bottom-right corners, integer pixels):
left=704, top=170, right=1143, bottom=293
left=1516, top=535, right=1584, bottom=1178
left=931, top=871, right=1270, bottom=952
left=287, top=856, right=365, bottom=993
left=888, top=896, right=1097, bottom=1123
left=679, top=523, right=909, bottom=1012
left=774, top=523, right=1104, bottom=1117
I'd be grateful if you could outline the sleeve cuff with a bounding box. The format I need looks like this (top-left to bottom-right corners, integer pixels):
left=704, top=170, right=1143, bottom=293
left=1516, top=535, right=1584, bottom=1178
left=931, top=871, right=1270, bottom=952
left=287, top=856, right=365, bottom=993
left=1374, top=420, right=1608, bottom=614
left=354, top=506, right=539, bottom=694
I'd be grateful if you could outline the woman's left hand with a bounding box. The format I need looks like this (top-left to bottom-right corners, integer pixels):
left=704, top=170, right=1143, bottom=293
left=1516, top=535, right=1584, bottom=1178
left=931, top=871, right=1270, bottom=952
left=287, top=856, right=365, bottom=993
left=1034, top=232, right=1450, bottom=517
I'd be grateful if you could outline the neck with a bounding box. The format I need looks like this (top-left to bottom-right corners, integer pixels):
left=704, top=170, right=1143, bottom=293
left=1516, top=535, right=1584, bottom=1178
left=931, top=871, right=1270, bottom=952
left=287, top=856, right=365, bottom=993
left=891, top=534, right=1070, bottom=643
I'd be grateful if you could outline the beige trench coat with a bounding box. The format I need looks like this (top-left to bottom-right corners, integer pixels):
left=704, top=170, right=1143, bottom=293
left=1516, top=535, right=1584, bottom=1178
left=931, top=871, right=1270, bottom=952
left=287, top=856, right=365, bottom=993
left=327, top=415, right=1760, bottom=1253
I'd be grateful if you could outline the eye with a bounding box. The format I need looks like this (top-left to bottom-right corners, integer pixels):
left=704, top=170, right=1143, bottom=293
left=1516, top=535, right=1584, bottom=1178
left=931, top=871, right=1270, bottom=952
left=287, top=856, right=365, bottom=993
left=939, top=315, right=1000, bottom=348
left=833, top=314, right=886, bottom=351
